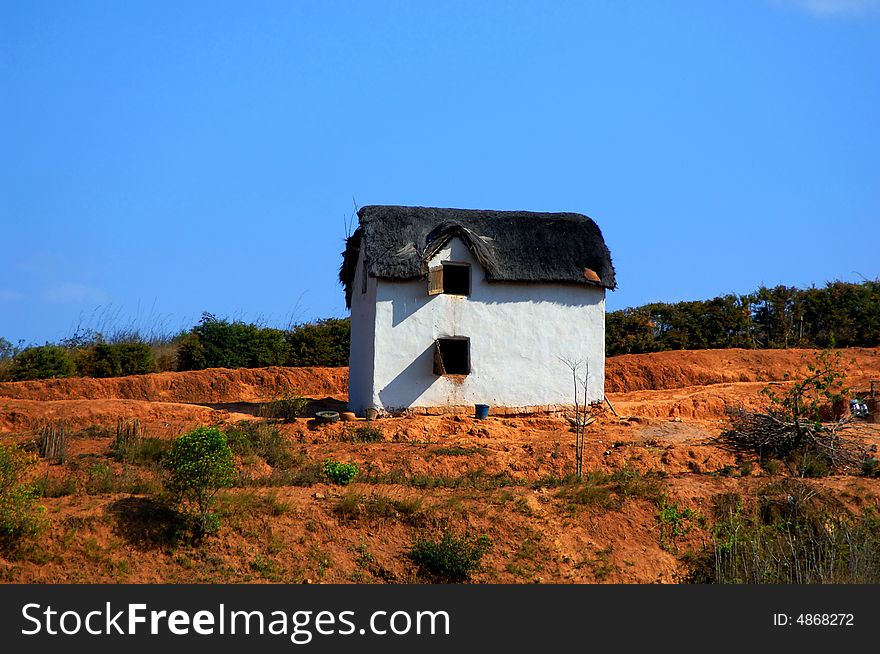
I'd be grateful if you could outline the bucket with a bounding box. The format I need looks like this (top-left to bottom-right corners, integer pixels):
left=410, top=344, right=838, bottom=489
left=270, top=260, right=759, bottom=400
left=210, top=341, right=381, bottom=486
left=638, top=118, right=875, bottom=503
left=365, top=408, right=379, bottom=421
left=474, top=404, right=490, bottom=420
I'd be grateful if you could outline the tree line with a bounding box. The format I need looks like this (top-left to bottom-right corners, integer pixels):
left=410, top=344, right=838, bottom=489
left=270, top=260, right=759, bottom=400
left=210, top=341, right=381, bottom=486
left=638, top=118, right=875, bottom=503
left=2, top=280, right=878, bottom=381
left=606, top=280, right=880, bottom=356
left=0, top=314, right=351, bottom=381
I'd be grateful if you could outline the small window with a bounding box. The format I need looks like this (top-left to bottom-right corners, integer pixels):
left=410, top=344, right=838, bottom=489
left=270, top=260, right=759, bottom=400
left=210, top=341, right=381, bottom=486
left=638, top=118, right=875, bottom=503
left=427, top=262, right=471, bottom=296
left=433, top=337, right=470, bottom=375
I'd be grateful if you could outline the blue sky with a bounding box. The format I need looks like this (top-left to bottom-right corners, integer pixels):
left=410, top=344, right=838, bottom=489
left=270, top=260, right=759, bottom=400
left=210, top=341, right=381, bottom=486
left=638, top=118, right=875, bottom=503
left=2, top=0, right=878, bottom=345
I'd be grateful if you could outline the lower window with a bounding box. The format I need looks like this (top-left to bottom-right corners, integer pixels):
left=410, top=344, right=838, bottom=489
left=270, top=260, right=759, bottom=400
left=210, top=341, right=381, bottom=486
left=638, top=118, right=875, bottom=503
left=433, top=337, right=470, bottom=375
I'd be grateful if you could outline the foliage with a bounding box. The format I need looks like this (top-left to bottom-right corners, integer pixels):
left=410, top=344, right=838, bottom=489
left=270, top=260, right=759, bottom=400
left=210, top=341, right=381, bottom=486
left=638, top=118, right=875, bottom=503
left=163, top=427, right=236, bottom=519
left=333, top=491, right=427, bottom=525
left=342, top=425, right=384, bottom=443
left=110, top=419, right=171, bottom=466
left=90, top=342, right=156, bottom=377
left=408, top=529, right=492, bottom=583
left=259, top=389, right=309, bottom=423
left=0, top=444, right=44, bottom=552
left=285, top=318, right=350, bottom=367
left=224, top=421, right=297, bottom=467
left=176, top=313, right=290, bottom=371
left=11, top=345, right=75, bottom=380
left=551, top=468, right=666, bottom=511
left=761, top=350, right=848, bottom=425
left=686, top=484, right=880, bottom=583
left=657, top=498, right=702, bottom=551
left=322, top=459, right=359, bottom=485
left=0, top=338, right=21, bottom=382
left=606, top=280, right=880, bottom=355
left=718, top=351, right=861, bottom=474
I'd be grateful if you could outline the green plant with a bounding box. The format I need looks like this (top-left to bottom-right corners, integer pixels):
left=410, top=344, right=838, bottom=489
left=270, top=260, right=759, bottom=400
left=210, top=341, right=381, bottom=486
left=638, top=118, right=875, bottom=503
left=342, top=425, right=384, bottom=443
left=862, top=457, right=880, bottom=477
left=91, top=342, right=156, bottom=377
left=259, top=390, right=309, bottom=423
left=761, top=350, right=848, bottom=426
left=333, top=491, right=427, bottom=524
left=224, top=421, right=298, bottom=467
left=11, top=345, right=75, bottom=380
left=687, top=485, right=880, bottom=584
left=322, top=459, right=358, bottom=485
left=285, top=318, right=350, bottom=367
left=657, top=498, right=701, bottom=551
left=0, top=444, right=45, bottom=552
left=164, top=427, right=236, bottom=521
left=32, top=471, right=77, bottom=498
left=408, top=529, right=492, bottom=583
left=720, top=351, right=862, bottom=474
left=176, top=313, right=291, bottom=371
left=554, top=468, right=666, bottom=512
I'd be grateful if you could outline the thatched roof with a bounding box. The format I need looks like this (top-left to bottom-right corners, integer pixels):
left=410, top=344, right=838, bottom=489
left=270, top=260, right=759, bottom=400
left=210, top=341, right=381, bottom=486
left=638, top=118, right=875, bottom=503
left=340, top=205, right=616, bottom=308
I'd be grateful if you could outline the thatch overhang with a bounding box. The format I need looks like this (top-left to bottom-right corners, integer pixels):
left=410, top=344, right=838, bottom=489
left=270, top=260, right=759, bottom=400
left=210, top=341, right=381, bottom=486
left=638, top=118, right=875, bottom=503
left=339, top=205, right=616, bottom=308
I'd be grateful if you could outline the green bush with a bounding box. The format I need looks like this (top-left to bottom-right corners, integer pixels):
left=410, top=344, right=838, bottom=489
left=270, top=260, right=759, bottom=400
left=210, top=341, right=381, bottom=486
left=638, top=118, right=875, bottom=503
left=176, top=313, right=290, bottom=371
left=687, top=484, right=880, bottom=583
left=0, top=444, right=45, bottom=552
left=285, top=318, right=350, bottom=367
left=11, top=345, right=75, bottom=380
left=91, top=342, right=156, bottom=377
left=259, top=390, right=309, bottom=423
left=110, top=419, right=171, bottom=465
left=322, top=459, right=359, bottom=485
left=408, top=529, right=492, bottom=583
left=164, top=427, right=236, bottom=518
left=224, top=421, right=298, bottom=468
left=0, top=337, right=19, bottom=382
left=342, top=425, right=383, bottom=443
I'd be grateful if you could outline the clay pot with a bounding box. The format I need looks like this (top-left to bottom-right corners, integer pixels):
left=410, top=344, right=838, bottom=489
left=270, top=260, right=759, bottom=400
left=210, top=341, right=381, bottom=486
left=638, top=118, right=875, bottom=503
left=340, top=411, right=357, bottom=422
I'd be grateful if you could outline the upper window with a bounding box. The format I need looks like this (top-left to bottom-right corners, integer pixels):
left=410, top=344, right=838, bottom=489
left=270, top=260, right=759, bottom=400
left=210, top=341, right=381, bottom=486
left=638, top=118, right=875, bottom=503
left=428, top=262, right=471, bottom=296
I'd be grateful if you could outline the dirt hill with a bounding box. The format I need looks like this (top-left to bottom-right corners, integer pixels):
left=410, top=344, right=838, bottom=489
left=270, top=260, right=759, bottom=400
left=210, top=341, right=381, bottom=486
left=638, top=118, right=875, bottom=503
left=1, top=348, right=878, bottom=584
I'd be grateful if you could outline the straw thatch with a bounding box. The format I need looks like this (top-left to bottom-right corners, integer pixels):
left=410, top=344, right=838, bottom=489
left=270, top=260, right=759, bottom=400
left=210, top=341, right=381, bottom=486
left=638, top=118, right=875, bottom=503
left=340, top=205, right=616, bottom=308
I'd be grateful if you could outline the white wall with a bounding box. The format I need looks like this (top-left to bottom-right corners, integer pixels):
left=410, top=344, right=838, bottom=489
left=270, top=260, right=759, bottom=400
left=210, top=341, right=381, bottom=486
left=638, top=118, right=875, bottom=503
left=347, top=237, right=606, bottom=414
left=347, top=247, right=377, bottom=414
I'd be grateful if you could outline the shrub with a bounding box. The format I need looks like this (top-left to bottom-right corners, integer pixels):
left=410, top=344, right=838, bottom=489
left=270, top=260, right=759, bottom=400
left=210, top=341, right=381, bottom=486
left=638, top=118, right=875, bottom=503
left=342, top=425, right=383, bottom=443
left=285, top=318, right=350, bottom=367
left=110, top=419, right=170, bottom=465
left=322, top=459, right=358, bottom=485
left=259, top=390, right=309, bottom=423
left=11, top=345, right=75, bottom=380
left=224, top=421, right=298, bottom=468
left=110, top=418, right=144, bottom=461
left=719, top=351, right=861, bottom=474
left=0, top=337, right=20, bottom=381
left=862, top=457, right=880, bottom=477
left=92, top=342, right=156, bottom=377
left=0, top=444, right=44, bottom=552
left=686, top=484, right=880, bottom=583
left=408, top=529, right=492, bottom=583
left=333, top=492, right=427, bottom=525
left=657, top=498, right=702, bottom=551
left=176, top=313, right=290, bottom=371
left=175, top=332, right=206, bottom=371
left=554, top=468, right=666, bottom=511
left=164, top=427, right=236, bottom=519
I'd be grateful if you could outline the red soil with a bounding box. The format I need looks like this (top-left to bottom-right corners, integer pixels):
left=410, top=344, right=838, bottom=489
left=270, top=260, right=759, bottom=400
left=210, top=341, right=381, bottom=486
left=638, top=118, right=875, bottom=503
left=1, top=348, right=878, bottom=585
